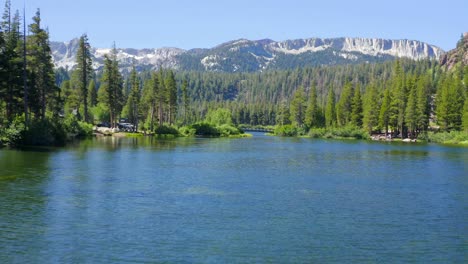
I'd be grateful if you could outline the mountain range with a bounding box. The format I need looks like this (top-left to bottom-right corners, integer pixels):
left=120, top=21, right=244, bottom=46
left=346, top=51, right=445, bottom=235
left=50, top=37, right=445, bottom=73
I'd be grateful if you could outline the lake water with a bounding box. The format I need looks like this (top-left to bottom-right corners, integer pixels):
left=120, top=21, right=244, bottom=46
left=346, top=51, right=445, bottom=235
left=1, top=133, right=467, bottom=263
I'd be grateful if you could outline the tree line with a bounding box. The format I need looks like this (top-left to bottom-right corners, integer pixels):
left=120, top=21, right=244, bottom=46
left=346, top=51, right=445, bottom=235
left=1, top=0, right=467, bottom=146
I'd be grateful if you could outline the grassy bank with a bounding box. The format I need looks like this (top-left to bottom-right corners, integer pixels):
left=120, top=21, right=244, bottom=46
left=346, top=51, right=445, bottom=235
left=274, top=124, right=369, bottom=140
left=424, top=131, right=468, bottom=145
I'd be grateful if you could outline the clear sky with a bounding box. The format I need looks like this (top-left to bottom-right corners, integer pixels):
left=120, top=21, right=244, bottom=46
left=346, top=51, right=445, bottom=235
left=9, top=0, right=468, bottom=51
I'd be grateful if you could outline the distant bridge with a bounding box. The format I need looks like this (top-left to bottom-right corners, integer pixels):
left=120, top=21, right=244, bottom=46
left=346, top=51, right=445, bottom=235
left=242, top=128, right=274, bottom=133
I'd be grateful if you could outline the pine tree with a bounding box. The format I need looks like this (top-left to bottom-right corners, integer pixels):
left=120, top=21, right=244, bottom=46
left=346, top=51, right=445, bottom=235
left=362, top=82, right=380, bottom=134
left=379, top=88, right=391, bottom=135
left=123, top=66, right=140, bottom=131
left=305, top=84, right=321, bottom=128
left=336, top=81, right=353, bottom=126
left=350, top=83, right=363, bottom=127
left=389, top=60, right=407, bottom=137
left=157, top=70, right=166, bottom=125
left=289, top=86, right=306, bottom=127
left=165, top=70, right=177, bottom=125
left=405, top=76, right=417, bottom=138
left=74, top=34, right=93, bottom=122
left=276, top=99, right=290, bottom=125
left=436, top=72, right=465, bottom=131
left=87, top=79, right=97, bottom=108
left=27, top=9, right=57, bottom=120
left=100, top=44, right=123, bottom=127
left=1, top=3, right=24, bottom=121
left=181, top=79, right=189, bottom=125
left=415, top=74, right=431, bottom=135
left=463, top=90, right=468, bottom=132
left=325, top=87, right=336, bottom=128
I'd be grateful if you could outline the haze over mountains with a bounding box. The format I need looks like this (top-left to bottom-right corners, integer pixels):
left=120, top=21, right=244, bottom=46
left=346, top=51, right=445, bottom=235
left=50, top=37, right=444, bottom=72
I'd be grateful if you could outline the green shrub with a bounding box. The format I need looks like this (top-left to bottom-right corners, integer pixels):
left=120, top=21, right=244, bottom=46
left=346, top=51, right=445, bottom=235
left=205, top=108, right=233, bottom=126
left=63, top=115, right=93, bottom=139
left=1, top=116, right=27, bottom=146
left=154, top=125, right=180, bottom=136
left=427, top=131, right=468, bottom=144
left=190, top=122, right=220, bottom=137
left=274, top=124, right=298, bottom=137
left=179, top=126, right=196, bottom=136
left=217, top=124, right=243, bottom=137
left=22, top=118, right=67, bottom=146
left=332, top=125, right=369, bottom=139
left=308, top=128, right=326, bottom=138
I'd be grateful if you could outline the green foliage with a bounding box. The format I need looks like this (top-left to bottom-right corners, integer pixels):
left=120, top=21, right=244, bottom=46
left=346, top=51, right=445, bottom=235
left=336, top=82, right=353, bottom=126
left=74, top=34, right=93, bottom=122
left=217, top=124, right=243, bottom=137
left=179, top=126, right=196, bottom=137
left=463, top=91, right=468, bottom=132
left=307, top=128, right=327, bottom=138
left=63, top=115, right=93, bottom=139
left=325, top=88, right=336, bottom=128
left=99, top=44, right=124, bottom=127
left=154, top=125, right=180, bottom=136
left=308, top=125, right=369, bottom=140
left=0, top=116, right=27, bottom=146
left=361, top=83, right=380, bottom=133
left=189, top=122, right=220, bottom=137
left=91, top=103, right=110, bottom=124
left=351, top=84, right=363, bottom=127
left=123, top=66, right=141, bottom=131
left=426, top=131, right=468, bottom=145
left=205, top=108, right=233, bottom=126
left=305, top=85, right=323, bottom=128
left=274, top=124, right=299, bottom=137
left=22, top=118, right=67, bottom=146
left=289, top=86, right=306, bottom=127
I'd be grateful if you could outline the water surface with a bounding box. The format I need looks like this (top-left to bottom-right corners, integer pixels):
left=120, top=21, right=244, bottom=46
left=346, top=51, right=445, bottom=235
left=1, top=134, right=467, bottom=263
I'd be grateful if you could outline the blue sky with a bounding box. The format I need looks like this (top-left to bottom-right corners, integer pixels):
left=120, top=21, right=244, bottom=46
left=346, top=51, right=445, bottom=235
left=9, top=0, right=468, bottom=51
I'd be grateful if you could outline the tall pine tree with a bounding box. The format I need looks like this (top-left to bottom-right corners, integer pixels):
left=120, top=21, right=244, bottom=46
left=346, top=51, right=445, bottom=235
left=74, top=34, right=93, bottom=122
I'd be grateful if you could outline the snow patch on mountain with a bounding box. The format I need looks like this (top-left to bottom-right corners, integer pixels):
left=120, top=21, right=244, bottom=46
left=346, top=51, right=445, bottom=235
left=50, top=36, right=445, bottom=72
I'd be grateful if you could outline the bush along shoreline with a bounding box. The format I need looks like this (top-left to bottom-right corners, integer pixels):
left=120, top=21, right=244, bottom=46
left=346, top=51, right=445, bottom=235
left=272, top=123, right=468, bottom=145
left=274, top=124, right=370, bottom=140
left=0, top=115, right=93, bottom=148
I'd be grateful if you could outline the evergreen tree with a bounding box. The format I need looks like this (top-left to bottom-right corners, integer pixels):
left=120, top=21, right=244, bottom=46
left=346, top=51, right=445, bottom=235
left=362, top=82, right=380, bottom=133
left=325, top=87, right=336, bottom=128
left=463, top=90, right=468, bottom=132
left=289, top=86, right=306, bottom=127
left=123, top=66, right=140, bottom=131
left=181, top=79, right=189, bottom=125
left=157, top=70, right=166, bottom=125
left=415, top=74, right=431, bottom=135
left=336, top=81, right=353, bottom=126
left=74, top=34, right=93, bottom=122
left=350, top=83, right=363, bottom=127
left=405, top=76, right=417, bottom=138
left=27, top=9, right=57, bottom=120
left=100, top=44, right=123, bottom=127
left=1, top=3, right=24, bottom=121
left=379, top=87, right=392, bottom=135
left=305, top=84, right=322, bottom=128
left=165, top=70, right=177, bottom=125
left=389, top=60, right=407, bottom=137
left=276, top=99, right=290, bottom=125
left=436, top=72, right=465, bottom=131
left=87, top=79, right=97, bottom=108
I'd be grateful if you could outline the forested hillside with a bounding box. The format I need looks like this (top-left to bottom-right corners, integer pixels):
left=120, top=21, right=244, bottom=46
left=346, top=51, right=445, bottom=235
left=1, top=0, right=467, bottom=146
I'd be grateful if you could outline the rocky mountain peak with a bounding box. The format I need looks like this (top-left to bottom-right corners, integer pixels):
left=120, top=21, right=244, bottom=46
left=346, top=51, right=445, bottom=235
left=440, top=33, right=468, bottom=70
left=50, top=36, right=445, bottom=73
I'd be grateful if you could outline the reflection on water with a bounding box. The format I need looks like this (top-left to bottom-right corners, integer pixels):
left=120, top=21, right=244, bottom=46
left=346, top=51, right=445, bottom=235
left=0, top=135, right=467, bottom=262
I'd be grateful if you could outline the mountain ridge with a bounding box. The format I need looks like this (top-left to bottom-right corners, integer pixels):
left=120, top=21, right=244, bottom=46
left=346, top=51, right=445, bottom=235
left=50, top=36, right=445, bottom=72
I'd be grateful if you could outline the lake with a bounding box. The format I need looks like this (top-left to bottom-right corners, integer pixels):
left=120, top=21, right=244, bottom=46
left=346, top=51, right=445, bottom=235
left=0, top=133, right=467, bottom=263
